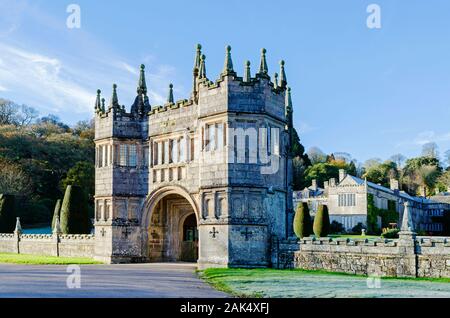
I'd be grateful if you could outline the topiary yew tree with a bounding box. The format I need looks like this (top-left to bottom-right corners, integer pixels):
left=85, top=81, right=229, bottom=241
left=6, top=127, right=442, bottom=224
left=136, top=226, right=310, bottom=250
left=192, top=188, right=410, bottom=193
left=60, top=185, right=91, bottom=234
left=293, top=202, right=312, bottom=238
left=0, top=194, right=16, bottom=233
left=313, top=204, right=330, bottom=237
left=51, top=199, right=61, bottom=230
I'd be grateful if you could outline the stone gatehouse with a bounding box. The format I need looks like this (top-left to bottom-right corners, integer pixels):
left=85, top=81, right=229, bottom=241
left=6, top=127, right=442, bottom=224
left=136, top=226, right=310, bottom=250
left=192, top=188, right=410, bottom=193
left=93, top=45, right=294, bottom=268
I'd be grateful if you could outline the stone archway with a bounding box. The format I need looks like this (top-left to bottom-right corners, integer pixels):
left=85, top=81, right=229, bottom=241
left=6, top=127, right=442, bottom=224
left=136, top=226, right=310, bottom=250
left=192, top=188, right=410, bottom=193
left=141, top=186, right=199, bottom=262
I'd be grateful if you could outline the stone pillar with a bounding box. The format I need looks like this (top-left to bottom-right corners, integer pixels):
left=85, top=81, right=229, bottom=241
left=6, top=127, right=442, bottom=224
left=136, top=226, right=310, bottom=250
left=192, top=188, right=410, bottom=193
left=52, top=215, right=62, bottom=257
left=13, top=217, right=22, bottom=254
left=396, top=202, right=417, bottom=277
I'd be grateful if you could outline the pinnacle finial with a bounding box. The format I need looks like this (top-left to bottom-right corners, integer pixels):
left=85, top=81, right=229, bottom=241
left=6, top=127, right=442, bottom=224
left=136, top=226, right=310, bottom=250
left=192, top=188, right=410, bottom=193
left=167, top=83, right=174, bottom=104
left=273, top=73, right=279, bottom=88
left=401, top=201, right=414, bottom=232
left=137, top=64, right=147, bottom=95
left=53, top=215, right=62, bottom=234
left=222, top=45, right=234, bottom=75
left=95, top=89, right=101, bottom=111
left=101, top=98, right=106, bottom=112
left=258, top=48, right=268, bottom=75
left=285, top=86, right=293, bottom=114
left=279, top=60, right=287, bottom=88
left=198, top=54, right=207, bottom=79
left=111, top=84, right=119, bottom=108
left=14, top=217, right=22, bottom=235
left=194, top=43, right=202, bottom=70
left=243, top=60, right=251, bottom=82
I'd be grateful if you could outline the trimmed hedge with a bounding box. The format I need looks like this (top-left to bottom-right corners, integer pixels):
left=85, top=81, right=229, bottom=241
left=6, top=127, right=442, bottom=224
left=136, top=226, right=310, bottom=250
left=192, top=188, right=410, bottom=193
left=293, top=202, right=312, bottom=238
left=51, top=199, right=62, bottom=230
left=60, top=185, right=91, bottom=234
left=0, top=194, right=16, bottom=233
left=313, top=204, right=330, bottom=237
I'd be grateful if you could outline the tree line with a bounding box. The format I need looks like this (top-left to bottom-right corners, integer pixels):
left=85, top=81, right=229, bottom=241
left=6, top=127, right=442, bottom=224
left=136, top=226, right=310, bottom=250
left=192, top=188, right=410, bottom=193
left=0, top=98, right=94, bottom=226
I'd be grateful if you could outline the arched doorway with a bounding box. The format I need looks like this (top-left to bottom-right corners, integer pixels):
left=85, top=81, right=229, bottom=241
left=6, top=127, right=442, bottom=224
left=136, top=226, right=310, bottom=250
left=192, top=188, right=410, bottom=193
left=144, top=190, right=199, bottom=263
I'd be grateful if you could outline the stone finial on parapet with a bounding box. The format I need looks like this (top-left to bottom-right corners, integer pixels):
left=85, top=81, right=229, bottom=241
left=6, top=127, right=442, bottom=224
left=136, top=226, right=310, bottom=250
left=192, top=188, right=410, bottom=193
left=243, top=60, right=251, bottom=83
left=14, top=217, right=22, bottom=235
left=279, top=60, right=287, bottom=88
left=273, top=72, right=278, bottom=89
left=400, top=201, right=415, bottom=233
left=167, top=83, right=174, bottom=104
left=222, top=45, right=234, bottom=76
left=53, top=215, right=62, bottom=235
left=198, top=54, right=207, bottom=79
left=94, top=89, right=102, bottom=113
left=258, top=48, right=268, bottom=76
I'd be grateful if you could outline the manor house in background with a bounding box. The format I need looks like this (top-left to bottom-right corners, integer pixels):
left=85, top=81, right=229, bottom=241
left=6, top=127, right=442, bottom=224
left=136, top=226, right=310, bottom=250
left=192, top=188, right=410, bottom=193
left=295, top=169, right=450, bottom=235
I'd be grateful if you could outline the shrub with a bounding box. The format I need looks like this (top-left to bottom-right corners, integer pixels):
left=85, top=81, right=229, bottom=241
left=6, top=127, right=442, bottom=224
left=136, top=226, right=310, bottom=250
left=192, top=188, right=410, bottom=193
left=60, top=185, right=91, bottom=234
left=330, top=221, right=344, bottom=234
left=51, top=199, right=62, bottom=230
left=381, top=229, right=399, bottom=238
left=313, top=204, right=330, bottom=237
left=351, top=222, right=366, bottom=235
left=0, top=194, right=15, bottom=233
left=293, top=202, right=312, bottom=238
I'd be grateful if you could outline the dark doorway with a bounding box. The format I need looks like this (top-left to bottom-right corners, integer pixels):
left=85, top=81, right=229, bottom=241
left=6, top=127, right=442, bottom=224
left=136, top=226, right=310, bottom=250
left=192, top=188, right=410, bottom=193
left=181, top=213, right=198, bottom=262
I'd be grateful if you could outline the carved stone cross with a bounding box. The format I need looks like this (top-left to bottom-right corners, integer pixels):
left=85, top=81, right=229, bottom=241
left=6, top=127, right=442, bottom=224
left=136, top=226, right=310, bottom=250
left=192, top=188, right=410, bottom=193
left=100, top=228, right=106, bottom=237
left=209, top=227, right=219, bottom=238
left=122, top=227, right=132, bottom=239
left=241, top=227, right=253, bottom=240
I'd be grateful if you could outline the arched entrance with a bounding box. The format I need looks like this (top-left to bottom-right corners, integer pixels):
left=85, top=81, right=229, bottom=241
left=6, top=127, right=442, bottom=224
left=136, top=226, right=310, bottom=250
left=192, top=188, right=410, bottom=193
left=142, top=187, right=199, bottom=262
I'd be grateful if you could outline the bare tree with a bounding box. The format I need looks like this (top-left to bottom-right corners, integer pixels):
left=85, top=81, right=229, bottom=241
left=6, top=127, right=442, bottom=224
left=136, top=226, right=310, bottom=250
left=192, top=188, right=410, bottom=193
left=0, top=159, right=32, bottom=195
left=16, top=105, right=39, bottom=126
left=389, top=153, right=407, bottom=168
left=422, top=142, right=439, bottom=159
left=307, top=147, right=327, bottom=164
left=363, top=158, right=382, bottom=169
left=0, top=99, right=18, bottom=125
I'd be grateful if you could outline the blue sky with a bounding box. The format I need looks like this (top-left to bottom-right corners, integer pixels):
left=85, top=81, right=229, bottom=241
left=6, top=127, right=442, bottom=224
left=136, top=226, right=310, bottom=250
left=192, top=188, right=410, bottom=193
left=1, top=0, right=450, bottom=163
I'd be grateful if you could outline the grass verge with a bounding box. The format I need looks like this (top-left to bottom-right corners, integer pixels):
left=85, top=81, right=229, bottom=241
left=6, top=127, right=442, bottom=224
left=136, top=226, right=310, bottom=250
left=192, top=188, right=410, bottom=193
left=199, top=268, right=450, bottom=297
left=0, top=253, right=102, bottom=265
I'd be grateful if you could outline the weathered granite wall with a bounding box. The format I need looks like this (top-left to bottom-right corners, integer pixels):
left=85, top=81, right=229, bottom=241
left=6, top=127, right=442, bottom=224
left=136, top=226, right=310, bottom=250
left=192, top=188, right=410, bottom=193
left=0, top=232, right=95, bottom=258
left=287, top=233, right=450, bottom=278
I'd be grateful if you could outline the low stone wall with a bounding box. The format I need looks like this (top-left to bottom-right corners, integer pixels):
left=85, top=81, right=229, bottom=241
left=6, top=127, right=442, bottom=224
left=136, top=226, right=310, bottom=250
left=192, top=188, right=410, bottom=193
left=0, top=232, right=95, bottom=258
left=270, top=237, right=299, bottom=269
left=290, top=234, right=450, bottom=278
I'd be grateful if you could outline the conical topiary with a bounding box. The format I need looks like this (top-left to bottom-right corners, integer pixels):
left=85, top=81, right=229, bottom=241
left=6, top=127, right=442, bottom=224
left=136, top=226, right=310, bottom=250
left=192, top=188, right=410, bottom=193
left=293, top=202, right=312, bottom=238
left=0, top=194, right=16, bottom=233
left=51, top=199, right=62, bottom=230
left=60, top=185, right=90, bottom=234
left=313, top=204, right=331, bottom=237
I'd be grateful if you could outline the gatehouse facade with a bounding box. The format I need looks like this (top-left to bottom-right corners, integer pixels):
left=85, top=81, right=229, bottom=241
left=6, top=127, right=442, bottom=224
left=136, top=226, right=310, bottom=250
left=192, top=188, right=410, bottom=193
left=93, top=45, right=294, bottom=268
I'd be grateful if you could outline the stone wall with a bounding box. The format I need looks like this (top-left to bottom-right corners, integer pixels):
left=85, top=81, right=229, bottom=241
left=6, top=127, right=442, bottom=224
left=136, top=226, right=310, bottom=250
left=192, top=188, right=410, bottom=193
left=0, top=232, right=95, bottom=258
left=286, top=233, right=450, bottom=278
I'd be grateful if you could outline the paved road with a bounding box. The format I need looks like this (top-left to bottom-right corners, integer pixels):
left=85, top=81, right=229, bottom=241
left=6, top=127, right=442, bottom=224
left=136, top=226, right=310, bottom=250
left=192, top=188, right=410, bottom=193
left=0, top=263, right=228, bottom=298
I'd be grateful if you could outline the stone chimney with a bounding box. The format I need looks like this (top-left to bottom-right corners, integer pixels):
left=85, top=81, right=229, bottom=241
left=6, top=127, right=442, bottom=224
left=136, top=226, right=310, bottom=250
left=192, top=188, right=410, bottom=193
left=311, top=179, right=318, bottom=190
left=330, top=178, right=336, bottom=187
left=324, top=181, right=329, bottom=189
left=339, top=169, right=347, bottom=183
left=390, top=179, right=400, bottom=191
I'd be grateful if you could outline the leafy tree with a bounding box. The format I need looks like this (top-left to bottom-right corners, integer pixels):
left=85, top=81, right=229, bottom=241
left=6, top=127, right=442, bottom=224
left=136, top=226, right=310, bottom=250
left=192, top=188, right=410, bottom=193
left=313, top=204, right=330, bottom=237
left=363, top=160, right=399, bottom=188
left=61, top=161, right=95, bottom=201
left=60, top=185, right=91, bottom=234
left=293, top=202, right=312, bottom=238
left=291, top=128, right=311, bottom=190
left=304, top=163, right=340, bottom=188
left=402, top=157, right=442, bottom=196
left=0, top=194, right=16, bottom=233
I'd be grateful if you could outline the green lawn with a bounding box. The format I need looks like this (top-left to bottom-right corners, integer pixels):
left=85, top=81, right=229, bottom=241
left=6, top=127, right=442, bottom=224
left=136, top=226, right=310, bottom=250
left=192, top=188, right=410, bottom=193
left=0, top=253, right=102, bottom=265
left=200, top=268, right=450, bottom=298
